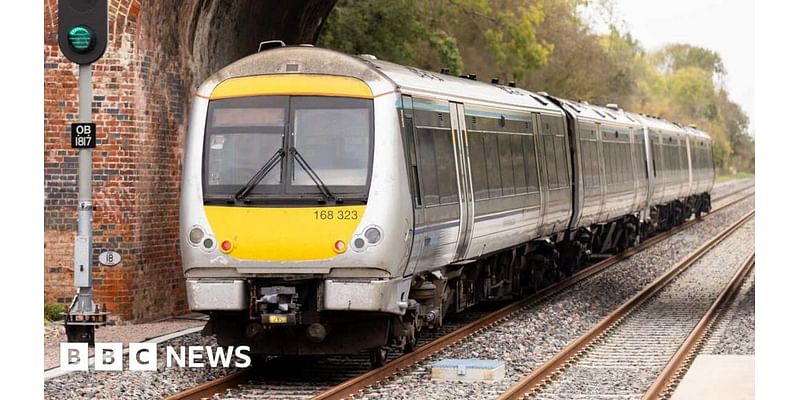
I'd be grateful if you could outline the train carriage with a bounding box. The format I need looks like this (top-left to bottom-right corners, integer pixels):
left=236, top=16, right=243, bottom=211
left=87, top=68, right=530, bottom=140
left=180, top=45, right=714, bottom=364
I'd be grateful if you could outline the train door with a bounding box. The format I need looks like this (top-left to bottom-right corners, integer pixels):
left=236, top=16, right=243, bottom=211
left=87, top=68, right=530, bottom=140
left=400, top=95, right=425, bottom=276
left=449, top=102, right=474, bottom=261
left=643, top=126, right=655, bottom=210
left=685, top=136, right=694, bottom=198
left=596, top=123, right=608, bottom=219
left=629, top=127, right=640, bottom=213
left=532, top=112, right=549, bottom=237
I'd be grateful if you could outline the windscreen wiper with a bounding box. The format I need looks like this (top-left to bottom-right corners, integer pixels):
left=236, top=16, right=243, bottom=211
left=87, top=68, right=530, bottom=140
left=289, top=147, right=336, bottom=202
left=233, top=148, right=285, bottom=201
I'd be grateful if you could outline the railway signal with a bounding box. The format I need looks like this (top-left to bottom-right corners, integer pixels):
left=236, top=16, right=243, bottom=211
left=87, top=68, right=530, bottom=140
left=58, top=0, right=108, bottom=65
left=57, top=0, right=110, bottom=345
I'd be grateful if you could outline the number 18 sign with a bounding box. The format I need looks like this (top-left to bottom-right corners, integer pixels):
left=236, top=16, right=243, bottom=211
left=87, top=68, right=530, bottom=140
left=71, top=123, right=96, bottom=149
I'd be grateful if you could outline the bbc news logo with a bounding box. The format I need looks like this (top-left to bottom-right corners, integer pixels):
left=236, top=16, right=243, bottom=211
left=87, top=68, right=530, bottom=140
left=60, top=343, right=251, bottom=371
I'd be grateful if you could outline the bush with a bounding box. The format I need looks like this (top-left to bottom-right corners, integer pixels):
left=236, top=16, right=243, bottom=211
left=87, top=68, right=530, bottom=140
left=45, top=303, right=65, bottom=322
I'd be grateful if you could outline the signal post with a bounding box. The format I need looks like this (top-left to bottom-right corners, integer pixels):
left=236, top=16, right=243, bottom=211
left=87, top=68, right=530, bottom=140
left=58, top=0, right=110, bottom=344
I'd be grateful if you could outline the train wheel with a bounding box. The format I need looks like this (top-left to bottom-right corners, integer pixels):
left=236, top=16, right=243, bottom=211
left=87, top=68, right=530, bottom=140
left=369, top=347, right=389, bottom=367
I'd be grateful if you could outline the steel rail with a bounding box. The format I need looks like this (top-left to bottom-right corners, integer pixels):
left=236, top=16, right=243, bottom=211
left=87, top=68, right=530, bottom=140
left=164, top=369, right=252, bottom=400
left=166, top=188, right=753, bottom=400
left=497, top=209, right=754, bottom=400
left=312, top=193, right=754, bottom=400
left=642, top=251, right=756, bottom=400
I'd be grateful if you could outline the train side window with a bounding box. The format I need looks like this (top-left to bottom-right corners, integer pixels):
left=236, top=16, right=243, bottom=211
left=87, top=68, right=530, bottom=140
left=510, top=134, right=527, bottom=194
left=620, top=143, right=627, bottom=183
left=625, top=143, right=634, bottom=182
left=497, top=133, right=515, bottom=196
left=433, top=129, right=458, bottom=204
left=639, top=143, right=646, bottom=179
left=651, top=138, right=658, bottom=178
left=483, top=132, right=503, bottom=198
left=615, top=143, right=622, bottom=184
left=415, top=128, right=440, bottom=206
left=581, top=140, right=593, bottom=188
left=592, top=141, right=599, bottom=187
left=401, top=115, right=422, bottom=207
left=523, top=134, right=540, bottom=193
left=610, top=142, right=619, bottom=184
left=468, top=132, right=489, bottom=200
left=544, top=135, right=558, bottom=189
left=603, top=141, right=613, bottom=185
left=555, top=135, right=568, bottom=187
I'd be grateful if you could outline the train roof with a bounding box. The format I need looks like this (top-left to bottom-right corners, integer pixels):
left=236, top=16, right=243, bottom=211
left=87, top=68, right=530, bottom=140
left=369, top=58, right=564, bottom=115
left=197, top=46, right=710, bottom=141
left=555, top=97, right=641, bottom=127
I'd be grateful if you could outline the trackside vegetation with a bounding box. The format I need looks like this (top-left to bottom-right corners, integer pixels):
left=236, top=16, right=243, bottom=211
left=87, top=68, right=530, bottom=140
left=319, top=0, right=754, bottom=176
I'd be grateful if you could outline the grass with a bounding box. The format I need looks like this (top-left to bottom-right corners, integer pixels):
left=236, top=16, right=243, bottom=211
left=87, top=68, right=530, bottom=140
left=716, top=171, right=755, bottom=183
left=44, top=303, right=65, bottom=322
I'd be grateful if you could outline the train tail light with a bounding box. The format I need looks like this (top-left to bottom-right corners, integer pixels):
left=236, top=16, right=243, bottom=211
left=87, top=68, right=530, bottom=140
left=333, top=240, right=347, bottom=253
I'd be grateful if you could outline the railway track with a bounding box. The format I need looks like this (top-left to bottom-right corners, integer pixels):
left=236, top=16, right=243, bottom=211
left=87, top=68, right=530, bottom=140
left=497, top=210, right=754, bottom=400
left=643, top=253, right=755, bottom=400
left=167, top=185, right=754, bottom=400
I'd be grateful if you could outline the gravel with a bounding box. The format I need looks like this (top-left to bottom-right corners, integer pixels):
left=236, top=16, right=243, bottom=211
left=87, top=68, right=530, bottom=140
left=44, top=317, right=207, bottom=370
left=354, top=194, right=754, bottom=400
left=702, top=271, right=756, bottom=355
left=43, top=333, right=233, bottom=399
left=42, top=182, right=754, bottom=400
left=529, top=218, right=755, bottom=399
left=710, top=178, right=754, bottom=198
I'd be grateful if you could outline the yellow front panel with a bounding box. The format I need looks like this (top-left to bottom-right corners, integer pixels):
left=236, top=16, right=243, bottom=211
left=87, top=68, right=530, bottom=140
left=209, top=74, right=374, bottom=100
left=204, top=205, right=365, bottom=261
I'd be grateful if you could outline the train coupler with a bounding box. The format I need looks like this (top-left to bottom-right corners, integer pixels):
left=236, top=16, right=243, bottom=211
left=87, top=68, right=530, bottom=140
left=255, top=286, right=300, bottom=326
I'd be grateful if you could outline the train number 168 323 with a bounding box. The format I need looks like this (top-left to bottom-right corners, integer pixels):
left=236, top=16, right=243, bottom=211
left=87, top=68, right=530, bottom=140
left=314, top=210, right=358, bottom=220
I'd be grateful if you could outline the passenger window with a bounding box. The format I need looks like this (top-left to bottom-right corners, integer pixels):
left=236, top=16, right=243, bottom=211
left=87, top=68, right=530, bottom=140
left=497, top=134, right=515, bottom=196
left=523, top=134, right=539, bottom=192
left=433, top=130, right=458, bottom=204
left=483, top=133, right=503, bottom=198
left=554, top=135, right=568, bottom=187
left=402, top=115, right=421, bottom=207
left=581, top=141, right=592, bottom=188
left=592, top=141, right=599, bottom=187
left=416, top=128, right=439, bottom=205
left=468, top=132, right=489, bottom=200
left=510, top=135, right=527, bottom=194
left=544, top=136, right=558, bottom=189
left=603, top=142, right=613, bottom=185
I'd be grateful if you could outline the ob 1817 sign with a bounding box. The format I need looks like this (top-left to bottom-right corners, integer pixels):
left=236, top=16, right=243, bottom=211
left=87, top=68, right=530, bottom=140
left=71, top=123, right=96, bottom=148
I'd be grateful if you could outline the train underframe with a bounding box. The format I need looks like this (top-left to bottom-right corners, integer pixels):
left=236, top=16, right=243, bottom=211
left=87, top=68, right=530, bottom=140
left=206, top=192, right=711, bottom=367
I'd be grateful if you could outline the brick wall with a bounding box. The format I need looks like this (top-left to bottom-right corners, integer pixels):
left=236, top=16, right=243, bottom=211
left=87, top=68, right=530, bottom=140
left=44, top=0, right=186, bottom=321
left=43, top=0, right=336, bottom=322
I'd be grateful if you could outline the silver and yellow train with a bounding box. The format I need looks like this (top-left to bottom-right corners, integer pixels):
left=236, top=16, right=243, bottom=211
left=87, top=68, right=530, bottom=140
left=180, top=45, right=713, bottom=365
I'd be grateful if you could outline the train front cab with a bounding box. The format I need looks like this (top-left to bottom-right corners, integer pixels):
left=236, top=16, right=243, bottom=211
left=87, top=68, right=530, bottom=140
left=180, top=47, right=416, bottom=360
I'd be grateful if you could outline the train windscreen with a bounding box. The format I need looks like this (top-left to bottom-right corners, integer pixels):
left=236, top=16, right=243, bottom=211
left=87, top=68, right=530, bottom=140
left=203, top=95, right=373, bottom=202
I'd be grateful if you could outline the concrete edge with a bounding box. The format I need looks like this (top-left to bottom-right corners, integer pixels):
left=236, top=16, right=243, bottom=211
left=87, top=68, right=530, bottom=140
left=44, top=325, right=204, bottom=381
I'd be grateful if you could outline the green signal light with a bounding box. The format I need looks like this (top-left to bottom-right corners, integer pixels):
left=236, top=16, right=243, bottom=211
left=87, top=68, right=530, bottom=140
left=67, top=25, right=95, bottom=53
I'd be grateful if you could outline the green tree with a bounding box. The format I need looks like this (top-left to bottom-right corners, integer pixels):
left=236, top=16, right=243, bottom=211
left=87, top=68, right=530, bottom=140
left=318, top=1, right=754, bottom=174
left=319, top=0, right=551, bottom=80
left=318, top=0, right=420, bottom=65
left=651, top=44, right=726, bottom=78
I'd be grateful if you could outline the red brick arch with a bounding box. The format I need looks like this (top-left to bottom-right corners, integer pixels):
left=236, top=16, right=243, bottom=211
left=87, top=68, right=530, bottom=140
left=44, top=0, right=338, bottom=321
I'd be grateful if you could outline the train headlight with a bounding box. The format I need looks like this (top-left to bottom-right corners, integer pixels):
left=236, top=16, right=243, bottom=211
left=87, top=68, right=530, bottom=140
left=188, top=227, right=205, bottom=245
left=202, top=238, right=215, bottom=250
left=364, top=227, right=382, bottom=244
left=352, top=237, right=366, bottom=250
